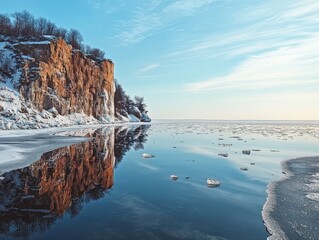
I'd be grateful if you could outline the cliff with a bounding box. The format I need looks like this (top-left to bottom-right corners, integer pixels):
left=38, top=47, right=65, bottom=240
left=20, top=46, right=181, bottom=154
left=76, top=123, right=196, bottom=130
left=16, top=38, right=115, bottom=121
left=0, top=35, right=150, bottom=129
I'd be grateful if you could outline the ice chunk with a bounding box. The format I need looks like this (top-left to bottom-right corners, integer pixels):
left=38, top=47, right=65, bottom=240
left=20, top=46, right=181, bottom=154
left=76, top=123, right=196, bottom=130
left=141, top=113, right=151, bottom=122
left=207, top=178, right=220, bottom=188
left=142, top=153, right=154, bottom=158
left=170, top=175, right=178, bottom=181
left=306, top=193, right=319, bottom=202
left=218, top=153, right=228, bottom=157
left=242, top=150, right=251, bottom=155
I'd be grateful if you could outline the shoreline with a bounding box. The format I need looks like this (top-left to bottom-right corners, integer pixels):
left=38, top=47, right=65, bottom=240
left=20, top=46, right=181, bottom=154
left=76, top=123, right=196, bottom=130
left=0, top=122, right=150, bottom=174
left=0, top=121, right=151, bottom=136
left=262, top=158, right=292, bottom=240
left=262, top=156, right=319, bottom=240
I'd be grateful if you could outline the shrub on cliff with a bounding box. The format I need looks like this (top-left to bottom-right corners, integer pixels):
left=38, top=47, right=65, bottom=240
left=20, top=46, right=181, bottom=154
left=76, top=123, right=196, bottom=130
left=114, top=82, right=127, bottom=115
left=0, top=14, right=11, bottom=36
left=114, top=82, right=149, bottom=121
left=0, top=11, right=104, bottom=61
left=134, top=96, right=147, bottom=113
left=66, top=29, right=83, bottom=51
left=84, top=45, right=105, bottom=60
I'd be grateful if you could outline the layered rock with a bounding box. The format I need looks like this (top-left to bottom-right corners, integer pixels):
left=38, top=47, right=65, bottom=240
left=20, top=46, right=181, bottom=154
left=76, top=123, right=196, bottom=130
left=15, top=38, right=115, bottom=122
left=0, top=35, right=151, bottom=129
left=0, top=36, right=119, bottom=129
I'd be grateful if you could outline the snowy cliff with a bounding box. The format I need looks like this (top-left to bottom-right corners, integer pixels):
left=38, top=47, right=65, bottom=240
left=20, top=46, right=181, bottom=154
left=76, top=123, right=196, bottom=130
left=0, top=35, right=150, bottom=129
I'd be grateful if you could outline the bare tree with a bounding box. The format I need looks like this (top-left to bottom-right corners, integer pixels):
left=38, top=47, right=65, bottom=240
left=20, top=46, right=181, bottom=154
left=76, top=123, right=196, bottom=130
left=12, top=11, right=35, bottom=38
left=0, top=14, right=11, bottom=36
left=12, top=11, right=23, bottom=36
left=134, top=96, right=147, bottom=113
left=88, top=48, right=105, bottom=59
left=45, top=20, right=56, bottom=35
left=125, top=95, right=135, bottom=114
left=1, top=11, right=107, bottom=63
left=35, top=17, right=47, bottom=36
left=66, top=29, right=83, bottom=50
left=84, top=44, right=92, bottom=54
left=53, top=27, right=67, bottom=38
left=114, top=82, right=127, bottom=114
left=80, top=43, right=86, bottom=53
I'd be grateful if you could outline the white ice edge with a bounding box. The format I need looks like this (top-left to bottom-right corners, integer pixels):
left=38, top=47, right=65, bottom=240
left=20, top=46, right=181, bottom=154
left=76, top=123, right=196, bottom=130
left=0, top=122, right=150, bottom=174
left=0, top=121, right=150, bottom=137
left=262, top=156, right=319, bottom=240
left=261, top=157, right=297, bottom=240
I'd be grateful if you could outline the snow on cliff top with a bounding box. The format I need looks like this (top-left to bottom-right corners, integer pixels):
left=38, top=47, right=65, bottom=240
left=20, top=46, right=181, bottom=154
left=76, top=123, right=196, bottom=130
left=13, top=40, right=51, bottom=45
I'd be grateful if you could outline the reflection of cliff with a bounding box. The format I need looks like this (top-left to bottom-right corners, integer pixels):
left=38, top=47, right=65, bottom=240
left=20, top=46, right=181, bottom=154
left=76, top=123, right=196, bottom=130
left=0, top=125, right=149, bottom=239
left=114, top=124, right=150, bottom=164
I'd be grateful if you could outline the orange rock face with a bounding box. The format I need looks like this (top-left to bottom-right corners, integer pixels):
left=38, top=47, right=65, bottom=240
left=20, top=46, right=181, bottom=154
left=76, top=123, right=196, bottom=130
left=31, top=132, right=115, bottom=215
left=0, top=129, right=115, bottom=216
left=15, top=39, right=115, bottom=121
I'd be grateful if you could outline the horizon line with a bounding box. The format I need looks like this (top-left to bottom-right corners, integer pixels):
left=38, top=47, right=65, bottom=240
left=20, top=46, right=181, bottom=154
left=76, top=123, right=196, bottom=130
left=151, top=119, right=319, bottom=121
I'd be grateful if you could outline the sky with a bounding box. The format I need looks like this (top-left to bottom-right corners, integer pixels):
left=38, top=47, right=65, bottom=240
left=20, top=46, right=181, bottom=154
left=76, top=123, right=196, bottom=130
left=2, top=0, right=319, bottom=120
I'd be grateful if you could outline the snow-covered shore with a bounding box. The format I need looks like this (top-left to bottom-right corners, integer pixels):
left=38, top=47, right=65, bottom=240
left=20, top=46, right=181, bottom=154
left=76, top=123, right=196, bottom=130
left=262, top=156, right=319, bottom=240
left=0, top=133, right=88, bottom=174
left=0, top=122, right=150, bottom=173
left=0, top=85, right=150, bottom=130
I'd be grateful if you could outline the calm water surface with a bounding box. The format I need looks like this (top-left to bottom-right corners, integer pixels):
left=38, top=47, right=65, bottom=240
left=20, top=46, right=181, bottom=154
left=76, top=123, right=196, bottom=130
left=0, top=121, right=318, bottom=240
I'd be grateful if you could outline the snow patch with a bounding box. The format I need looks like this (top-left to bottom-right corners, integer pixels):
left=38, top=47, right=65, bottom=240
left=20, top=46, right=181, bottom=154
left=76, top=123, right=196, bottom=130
left=0, top=87, right=20, bottom=114
left=0, top=90, right=102, bottom=129
left=14, top=41, right=51, bottom=45
left=141, top=113, right=151, bottom=122
left=40, top=35, right=56, bottom=41
left=47, top=107, right=59, bottom=115
left=128, top=114, right=140, bottom=122
left=306, top=193, right=319, bottom=202
left=0, top=41, right=22, bottom=89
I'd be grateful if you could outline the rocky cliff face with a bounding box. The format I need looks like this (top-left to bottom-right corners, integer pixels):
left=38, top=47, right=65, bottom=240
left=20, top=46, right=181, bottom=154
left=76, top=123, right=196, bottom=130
left=0, top=35, right=151, bottom=129
left=15, top=38, right=115, bottom=122
left=0, top=36, right=128, bottom=129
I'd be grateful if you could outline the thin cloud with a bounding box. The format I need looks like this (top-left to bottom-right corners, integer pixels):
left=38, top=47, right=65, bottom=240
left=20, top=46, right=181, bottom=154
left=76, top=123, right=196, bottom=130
left=184, top=34, right=319, bottom=91
left=178, top=0, right=319, bottom=92
left=138, top=75, right=160, bottom=79
left=138, top=64, right=160, bottom=73
left=87, top=0, right=125, bottom=14
left=118, top=10, right=162, bottom=45
left=116, top=0, right=216, bottom=46
left=280, top=1, right=319, bottom=19
left=163, top=0, right=215, bottom=14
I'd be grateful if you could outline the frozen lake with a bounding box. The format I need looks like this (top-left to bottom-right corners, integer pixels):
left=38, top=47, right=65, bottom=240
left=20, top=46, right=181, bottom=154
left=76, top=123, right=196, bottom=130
left=0, top=121, right=318, bottom=239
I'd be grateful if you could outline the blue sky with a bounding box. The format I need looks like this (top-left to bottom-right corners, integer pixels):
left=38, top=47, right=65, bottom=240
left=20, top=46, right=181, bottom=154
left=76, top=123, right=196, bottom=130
left=2, top=0, right=319, bottom=120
